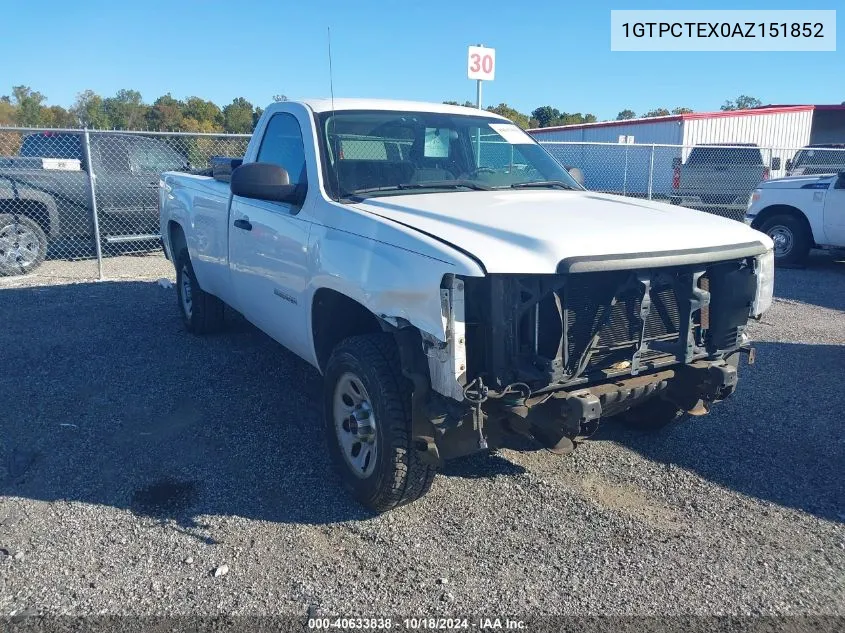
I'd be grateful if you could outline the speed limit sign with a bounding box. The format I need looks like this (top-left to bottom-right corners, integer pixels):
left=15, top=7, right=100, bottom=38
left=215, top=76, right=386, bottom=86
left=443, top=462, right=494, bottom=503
left=467, top=46, right=496, bottom=81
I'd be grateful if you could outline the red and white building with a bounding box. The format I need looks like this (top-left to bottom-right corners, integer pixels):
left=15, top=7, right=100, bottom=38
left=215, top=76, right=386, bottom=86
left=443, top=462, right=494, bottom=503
left=528, top=105, right=845, bottom=195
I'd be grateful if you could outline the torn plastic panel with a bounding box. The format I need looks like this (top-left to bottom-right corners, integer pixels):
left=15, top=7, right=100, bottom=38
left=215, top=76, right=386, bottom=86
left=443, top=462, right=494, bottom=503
left=420, top=274, right=467, bottom=402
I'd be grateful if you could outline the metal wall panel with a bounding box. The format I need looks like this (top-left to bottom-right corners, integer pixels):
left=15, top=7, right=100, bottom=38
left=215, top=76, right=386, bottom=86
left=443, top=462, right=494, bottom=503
left=529, top=119, right=683, bottom=145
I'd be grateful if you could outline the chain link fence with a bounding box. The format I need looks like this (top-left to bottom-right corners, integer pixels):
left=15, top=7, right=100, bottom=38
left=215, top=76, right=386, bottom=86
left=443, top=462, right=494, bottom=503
left=2, top=124, right=844, bottom=282
left=539, top=141, right=845, bottom=221
left=0, top=126, right=249, bottom=281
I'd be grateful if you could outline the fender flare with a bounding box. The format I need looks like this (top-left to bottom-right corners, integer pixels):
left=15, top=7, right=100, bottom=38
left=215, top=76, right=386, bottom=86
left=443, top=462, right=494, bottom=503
left=0, top=185, right=62, bottom=238
left=750, top=203, right=815, bottom=246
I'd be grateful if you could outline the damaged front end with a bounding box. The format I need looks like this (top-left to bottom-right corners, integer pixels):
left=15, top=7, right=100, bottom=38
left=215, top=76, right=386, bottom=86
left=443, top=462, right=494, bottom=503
left=409, top=252, right=769, bottom=462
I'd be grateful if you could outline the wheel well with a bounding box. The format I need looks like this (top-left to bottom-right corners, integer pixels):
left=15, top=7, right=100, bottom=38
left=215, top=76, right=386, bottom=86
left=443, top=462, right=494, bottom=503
left=168, top=221, right=187, bottom=259
left=751, top=204, right=815, bottom=246
left=312, top=288, right=385, bottom=372
left=5, top=200, right=51, bottom=237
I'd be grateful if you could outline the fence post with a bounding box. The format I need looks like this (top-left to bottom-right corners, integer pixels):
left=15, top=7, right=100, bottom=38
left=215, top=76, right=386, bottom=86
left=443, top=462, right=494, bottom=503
left=622, top=143, right=629, bottom=196
left=82, top=129, right=104, bottom=280
left=647, top=144, right=655, bottom=200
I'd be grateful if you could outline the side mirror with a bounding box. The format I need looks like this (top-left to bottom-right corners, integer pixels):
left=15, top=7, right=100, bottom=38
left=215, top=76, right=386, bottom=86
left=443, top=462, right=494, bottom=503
left=671, top=157, right=682, bottom=168
left=230, top=162, right=304, bottom=204
left=771, top=157, right=781, bottom=171
left=566, top=166, right=585, bottom=187
left=785, top=159, right=794, bottom=172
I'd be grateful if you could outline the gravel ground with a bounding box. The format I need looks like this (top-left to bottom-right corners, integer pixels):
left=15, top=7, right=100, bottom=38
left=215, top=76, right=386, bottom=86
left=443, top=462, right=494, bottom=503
left=0, top=253, right=173, bottom=289
left=1, top=253, right=844, bottom=618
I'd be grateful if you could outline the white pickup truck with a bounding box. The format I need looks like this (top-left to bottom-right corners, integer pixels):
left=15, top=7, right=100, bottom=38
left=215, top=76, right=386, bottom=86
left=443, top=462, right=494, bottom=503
left=159, top=99, right=774, bottom=512
left=745, top=171, right=845, bottom=265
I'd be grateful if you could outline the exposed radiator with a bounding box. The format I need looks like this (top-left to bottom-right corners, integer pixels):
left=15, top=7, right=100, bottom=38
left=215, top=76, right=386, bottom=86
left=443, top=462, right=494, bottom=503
left=562, top=278, right=682, bottom=374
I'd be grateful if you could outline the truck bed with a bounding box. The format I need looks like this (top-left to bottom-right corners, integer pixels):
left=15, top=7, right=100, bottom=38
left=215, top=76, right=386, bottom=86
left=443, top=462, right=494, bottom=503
left=160, top=172, right=232, bottom=298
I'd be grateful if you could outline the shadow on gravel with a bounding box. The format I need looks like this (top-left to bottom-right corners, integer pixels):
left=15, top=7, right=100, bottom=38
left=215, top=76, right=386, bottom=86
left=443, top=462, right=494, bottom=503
left=599, top=340, right=845, bottom=523
left=772, top=252, right=845, bottom=312
left=0, top=280, right=372, bottom=533
left=440, top=451, right=527, bottom=479
left=1, top=280, right=843, bottom=529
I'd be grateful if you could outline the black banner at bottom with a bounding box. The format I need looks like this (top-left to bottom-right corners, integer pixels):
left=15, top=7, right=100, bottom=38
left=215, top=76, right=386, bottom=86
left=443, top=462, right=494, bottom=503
left=2, top=616, right=843, bottom=633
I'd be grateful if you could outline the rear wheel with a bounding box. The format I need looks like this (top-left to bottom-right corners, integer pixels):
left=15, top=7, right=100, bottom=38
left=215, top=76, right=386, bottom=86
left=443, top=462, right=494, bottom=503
left=759, top=214, right=810, bottom=266
left=323, top=333, right=437, bottom=512
left=175, top=248, right=224, bottom=334
left=0, top=214, right=48, bottom=276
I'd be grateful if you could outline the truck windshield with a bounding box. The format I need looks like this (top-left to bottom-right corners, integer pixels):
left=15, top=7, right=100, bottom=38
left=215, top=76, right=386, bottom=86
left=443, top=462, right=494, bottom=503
left=793, top=148, right=845, bottom=166
left=686, top=146, right=764, bottom=166
left=20, top=133, right=83, bottom=160
left=316, top=110, right=581, bottom=199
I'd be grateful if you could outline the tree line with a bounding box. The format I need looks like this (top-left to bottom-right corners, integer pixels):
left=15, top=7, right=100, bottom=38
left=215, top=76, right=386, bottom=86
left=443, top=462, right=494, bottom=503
left=452, top=95, right=763, bottom=128
left=0, top=86, right=291, bottom=133
left=444, top=101, right=597, bottom=129
left=1, top=85, right=767, bottom=133
left=615, top=95, right=764, bottom=121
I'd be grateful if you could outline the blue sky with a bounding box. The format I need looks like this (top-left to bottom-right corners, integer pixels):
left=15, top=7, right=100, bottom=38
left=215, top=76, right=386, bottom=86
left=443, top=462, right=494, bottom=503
left=1, top=0, right=841, bottom=120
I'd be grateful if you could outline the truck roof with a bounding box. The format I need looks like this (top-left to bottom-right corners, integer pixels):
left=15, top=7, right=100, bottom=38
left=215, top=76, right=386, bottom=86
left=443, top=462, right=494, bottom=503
left=296, top=98, right=509, bottom=119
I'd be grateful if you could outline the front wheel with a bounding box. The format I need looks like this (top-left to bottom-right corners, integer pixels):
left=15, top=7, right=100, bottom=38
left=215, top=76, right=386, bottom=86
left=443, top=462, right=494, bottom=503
left=323, top=333, right=436, bottom=512
left=759, top=214, right=811, bottom=266
left=0, top=214, right=48, bottom=277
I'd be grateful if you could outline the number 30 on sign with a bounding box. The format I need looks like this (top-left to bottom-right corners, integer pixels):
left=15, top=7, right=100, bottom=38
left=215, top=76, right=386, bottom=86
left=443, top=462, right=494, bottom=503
left=467, top=46, right=496, bottom=81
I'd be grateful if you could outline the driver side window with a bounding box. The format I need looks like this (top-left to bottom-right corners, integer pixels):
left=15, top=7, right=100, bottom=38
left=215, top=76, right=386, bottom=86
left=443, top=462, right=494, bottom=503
left=257, top=113, right=307, bottom=185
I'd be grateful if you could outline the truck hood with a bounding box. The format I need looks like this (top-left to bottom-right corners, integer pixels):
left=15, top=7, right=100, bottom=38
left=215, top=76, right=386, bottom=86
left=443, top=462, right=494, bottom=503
left=759, top=174, right=838, bottom=189
left=354, top=190, right=772, bottom=274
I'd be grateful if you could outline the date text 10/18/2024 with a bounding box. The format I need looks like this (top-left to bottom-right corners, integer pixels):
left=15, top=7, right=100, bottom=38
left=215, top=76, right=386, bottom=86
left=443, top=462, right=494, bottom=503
left=308, top=618, right=527, bottom=630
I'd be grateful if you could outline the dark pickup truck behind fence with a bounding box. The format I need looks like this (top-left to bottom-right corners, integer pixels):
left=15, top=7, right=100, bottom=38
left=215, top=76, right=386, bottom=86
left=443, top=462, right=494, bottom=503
left=0, top=128, right=251, bottom=277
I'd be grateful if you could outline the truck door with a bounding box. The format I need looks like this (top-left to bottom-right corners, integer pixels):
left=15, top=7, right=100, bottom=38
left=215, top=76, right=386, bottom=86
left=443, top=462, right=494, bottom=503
left=228, top=112, right=312, bottom=359
left=126, top=137, right=188, bottom=230
left=90, top=136, right=132, bottom=236
left=93, top=136, right=186, bottom=240
left=822, top=175, right=845, bottom=245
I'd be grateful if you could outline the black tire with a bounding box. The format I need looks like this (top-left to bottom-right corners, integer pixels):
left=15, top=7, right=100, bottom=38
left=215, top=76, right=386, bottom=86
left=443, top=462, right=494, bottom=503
left=0, top=213, right=48, bottom=277
left=323, top=333, right=437, bottom=512
left=175, top=248, right=224, bottom=334
left=759, top=214, right=811, bottom=266
left=615, top=396, right=684, bottom=432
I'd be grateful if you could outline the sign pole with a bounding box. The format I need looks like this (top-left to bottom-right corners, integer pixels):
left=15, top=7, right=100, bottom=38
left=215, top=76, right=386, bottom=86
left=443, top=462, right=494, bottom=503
left=476, top=44, right=483, bottom=164
left=475, top=79, right=482, bottom=165
left=467, top=43, right=494, bottom=166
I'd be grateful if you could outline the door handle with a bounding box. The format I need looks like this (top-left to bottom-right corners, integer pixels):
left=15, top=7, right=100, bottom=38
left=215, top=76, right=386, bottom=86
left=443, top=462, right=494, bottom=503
left=233, top=218, right=253, bottom=231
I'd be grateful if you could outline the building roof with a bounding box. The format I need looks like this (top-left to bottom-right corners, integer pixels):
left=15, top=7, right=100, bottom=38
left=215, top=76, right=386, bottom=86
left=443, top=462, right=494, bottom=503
left=753, top=104, right=845, bottom=111
left=527, top=104, right=845, bottom=134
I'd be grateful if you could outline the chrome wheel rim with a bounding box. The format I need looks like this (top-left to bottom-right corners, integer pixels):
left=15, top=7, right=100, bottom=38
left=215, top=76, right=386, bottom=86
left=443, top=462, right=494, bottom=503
left=0, top=222, right=41, bottom=269
left=180, top=264, right=193, bottom=318
left=768, top=225, right=794, bottom=258
left=332, top=372, right=378, bottom=479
